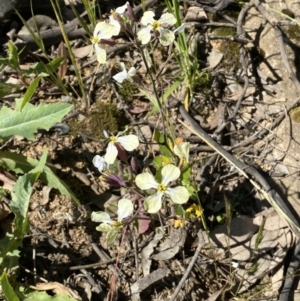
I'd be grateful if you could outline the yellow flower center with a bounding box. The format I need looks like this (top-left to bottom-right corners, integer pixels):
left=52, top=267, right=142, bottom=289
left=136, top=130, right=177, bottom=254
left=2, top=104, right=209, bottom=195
left=157, top=183, right=167, bottom=193
left=152, top=20, right=160, bottom=31
left=113, top=221, right=123, bottom=229
left=110, top=136, right=118, bottom=143
left=91, top=36, right=100, bottom=44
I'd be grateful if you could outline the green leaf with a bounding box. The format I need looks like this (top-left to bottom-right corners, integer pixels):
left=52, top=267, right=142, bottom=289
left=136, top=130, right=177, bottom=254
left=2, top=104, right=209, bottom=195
left=161, top=79, right=182, bottom=103
left=15, top=76, right=42, bottom=111
left=0, top=234, right=21, bottom=274
left=152, top=156, right=173, bottom=170
left=153, top=130, right=173, bottom=159
left=0, top=152, right=80, bottom=206
left=0, top=82, right=22, bottom=98
left=23, top=57, right=65, bottom=77
left=181, top=164, right=192, bottom=186
left=11, top=174, right=35, bottom=219
left=0, top=101, right=72, bottom=140
left=0, top=271, right=20, bottom=301
left=139, top=88, right=160, bottom=114
left=10, top=150, right=48, bottom=219
left=24, top=291, right=78, bottom=301
left=8, top=41, right=20, bottom=70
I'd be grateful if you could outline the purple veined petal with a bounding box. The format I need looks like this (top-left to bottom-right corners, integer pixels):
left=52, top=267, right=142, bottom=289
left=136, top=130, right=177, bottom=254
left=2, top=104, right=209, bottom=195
left=141, top=11, right=155, bottom=26
left=144, top=193, right=163, bottom=213
left=161, top=164, right=180, bottom=185
left=135, top=172, right=158, bottom=190
left=104, top=142, right=118, bottom=164
left=167, top=186, right=189, bottom=204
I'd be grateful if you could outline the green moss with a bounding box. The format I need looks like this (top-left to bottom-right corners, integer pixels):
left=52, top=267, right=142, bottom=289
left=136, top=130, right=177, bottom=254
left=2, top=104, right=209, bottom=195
left=69, top=102, right=122, bottom=139
left=286, top=24, right=300, bottom=40
left=218, top=40, right=240, bottom=71
left=117, top=79, right=139, bottom=100
left=213, top=27, right=236, bottom=37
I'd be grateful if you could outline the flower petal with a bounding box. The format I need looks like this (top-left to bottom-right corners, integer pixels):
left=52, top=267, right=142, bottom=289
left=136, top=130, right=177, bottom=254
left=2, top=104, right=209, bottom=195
left=159, top=13, right=176, bottom=26
left=158, top=28, right=175, bottom=46
left=117, top=134, right=139, bottom=151
left=140, top=11, right=155, bottom=26
left=95, top=44, right=107, bottom=64
left=91, top=211, right=113, bottom=223
left=174, top=23, right=186, bottom=34
left=135, top=172, right=158, bottom=190
left=104, top=142, right=118, bottom=164
left=93, top=22, right=103, bottom=37
left=137, top=27, right=152, bottom=45
left=109, top=16, right=121, bottom=36
left=94, top=22, right=116, bottom=40
left=167, top=186, right=189, bottom=204
left=96, top=223, right=113, bottom=232
left=106, top=230, right=119, bottom=246
left=161, top=164, right=180, bottom=185
left=144, top=194, right=163, bottom=213
left=174, top=142, right=190, bottom=162
left=113, top=69, right=128, bottom=83
left=115, top=2, right=128, bottom=14
left=117, top=198, right=133, bottom=221
left=93, top=155, right=109, bottom=172
left=127, top=67, right=137, bottom=77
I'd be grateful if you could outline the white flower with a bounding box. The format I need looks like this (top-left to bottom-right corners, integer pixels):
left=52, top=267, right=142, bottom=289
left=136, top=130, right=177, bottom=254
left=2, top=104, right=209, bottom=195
left=104, top=131, right=139, bottom=164
left=115, top=2, right=129, bottom=14
left=91, top=198, right=133, bottom=245
left=91, top=21, right=120, bottom=64
left=135, top=164, right=189, bottom=213
left=113, top=62, right=136, bottom=83
left=174, top=142, right=190, bottom=162
left=93, top=155, right=109, bottom=173
left=137, top=11, right=177, bottom=46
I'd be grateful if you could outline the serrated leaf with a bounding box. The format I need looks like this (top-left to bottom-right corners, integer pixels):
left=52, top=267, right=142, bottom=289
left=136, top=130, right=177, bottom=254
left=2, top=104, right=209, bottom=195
left=0, top=152, right=80, bottom=206
left=24, top=291, right=78, bottom=301
left=0, top=101, right=72, bottom=140
left=15, top=76, right=42, bottom=111
left=0, top=82, right=22, bottom=98
left=0, top=271, right=19, bottom=301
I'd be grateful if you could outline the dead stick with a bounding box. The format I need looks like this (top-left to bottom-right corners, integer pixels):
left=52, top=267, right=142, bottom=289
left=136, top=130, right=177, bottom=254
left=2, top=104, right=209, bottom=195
left=169, top=230, right=205, bottom=301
